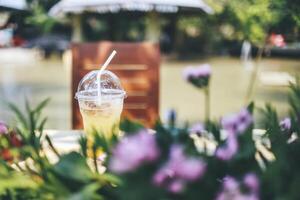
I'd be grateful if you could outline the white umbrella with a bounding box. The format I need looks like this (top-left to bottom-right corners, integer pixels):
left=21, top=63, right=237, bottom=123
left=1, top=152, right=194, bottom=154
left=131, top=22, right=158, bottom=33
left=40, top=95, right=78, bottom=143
left=0, top=0, right=27, bottom=27
left=49, top=0, right=213, bottom=42
left=0, top=0, right=27, bottom=10
left=49, top=0, right=213, bottom=17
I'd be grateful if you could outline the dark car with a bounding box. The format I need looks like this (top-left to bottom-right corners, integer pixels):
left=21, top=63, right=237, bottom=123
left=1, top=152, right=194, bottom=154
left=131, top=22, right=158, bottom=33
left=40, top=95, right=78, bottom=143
left=23, top=34, right=70, bottom=58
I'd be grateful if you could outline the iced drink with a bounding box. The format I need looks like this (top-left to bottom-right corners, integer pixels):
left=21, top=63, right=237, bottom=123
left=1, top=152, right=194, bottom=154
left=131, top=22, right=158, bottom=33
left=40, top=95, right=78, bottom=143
left=76, top=70, right=126, bottom=139
left=78, top=90, right=124, bottom=138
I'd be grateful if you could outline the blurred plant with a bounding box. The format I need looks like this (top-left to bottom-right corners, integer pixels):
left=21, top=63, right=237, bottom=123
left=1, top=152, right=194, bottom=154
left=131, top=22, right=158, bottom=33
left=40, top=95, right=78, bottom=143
left=206, top=0, right=284, bottom=45
left=2, top=81, right=300, bottom=199
left=279, top=0, right=300, bottom=28
left=99, top=80, right=300, bottom=200
left=216, top=174, right=260, bottom=200
left=205, top=0, right=300, bottom=103
left=183, top=64, right=212, bottom=122
left=0, top=99, right=118, bottom=199
left=258, top=80, right=300, bottom=200
left=98, top=103, right=262, bottom=200
left=25, top=0, right=60, bottom=33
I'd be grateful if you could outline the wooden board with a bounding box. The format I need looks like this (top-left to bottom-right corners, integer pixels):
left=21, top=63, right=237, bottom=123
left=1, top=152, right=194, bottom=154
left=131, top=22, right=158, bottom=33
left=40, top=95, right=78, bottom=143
left=71, top=41, right=160, bottom=129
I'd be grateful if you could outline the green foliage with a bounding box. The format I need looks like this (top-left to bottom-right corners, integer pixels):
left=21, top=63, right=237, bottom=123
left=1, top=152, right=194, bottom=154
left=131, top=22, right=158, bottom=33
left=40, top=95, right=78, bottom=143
left=105, top=80, right=300, bottom=200
left=2, top=80, right=300, bottom=199
left=25, top=0, right=60, bottom=33
left=209, top=0, right=276, bottom=45
left=54, top=152, right=95, bottom=183
left=0, top=99, right=116, bottom=200
left=0, top=162, right=38, bottom=198
left=284, top=0, right=300, bottom=27
left=119, top=118, right=144, bottom=134
left=205, top=0, right=300, bottom=46
left=258, top=80, right=300, bottom=200
left=103, top=117, right=260, bottom=200
left=287, top=78, right=300, bottom=137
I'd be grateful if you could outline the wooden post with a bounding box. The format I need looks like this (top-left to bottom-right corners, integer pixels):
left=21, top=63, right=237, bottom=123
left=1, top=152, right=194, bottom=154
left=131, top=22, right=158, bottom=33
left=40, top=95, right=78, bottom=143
left=145, top=12, right=161, bottom=42
left=71, top=14, right=84, bottom=42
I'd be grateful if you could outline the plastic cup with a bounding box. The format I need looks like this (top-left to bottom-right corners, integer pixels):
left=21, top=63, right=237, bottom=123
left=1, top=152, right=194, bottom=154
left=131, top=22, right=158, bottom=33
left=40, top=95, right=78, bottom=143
left=75, top=70, right=126, bottom=139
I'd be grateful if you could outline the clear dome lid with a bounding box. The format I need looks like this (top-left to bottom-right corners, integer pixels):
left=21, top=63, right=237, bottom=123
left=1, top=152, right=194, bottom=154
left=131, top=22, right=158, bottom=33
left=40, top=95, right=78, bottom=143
left=75, top=70, right=126, bottom=101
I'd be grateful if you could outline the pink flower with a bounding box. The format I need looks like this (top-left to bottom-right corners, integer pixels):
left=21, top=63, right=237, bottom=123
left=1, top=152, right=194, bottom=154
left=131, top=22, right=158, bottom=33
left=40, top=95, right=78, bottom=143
left=221, top=108, right=252, bottom=135
left=0, top=121, right=8, bottom=134
left=177, top=158, right=207, bottom=181
left=237, top=108, right=253, bottom=133
left=216, top=133, right=238, bottom=161
left=183, top=64, right=211, bottom=89
left=223, top=176, right=239, bottom=191
left=280, top=117, right=291, bottom=131
left=216, top=176, right=260, bottom=200
left=109, top=129, right=160, bottom=173
left=183, top=64, right=212, bottom=81
left=183, top=66, right=194, bottom=81
left=216, top=192, right=259, bottom=200
left=153, top=168, right=169, bottom=185
left=217, top=108, right=253, bottom=161
left=189, top=122, right=205, bottom=135
left=153, top=145, right=206, bottom=193
left=168, top=180, right=185, bottom=193
left=216, top=176, right=241, bottom=200
left=243, top=173, right=259, bottom=193
left=167, top=145, right=206, bottom=181
left=221, top=114, right=240, bottom=134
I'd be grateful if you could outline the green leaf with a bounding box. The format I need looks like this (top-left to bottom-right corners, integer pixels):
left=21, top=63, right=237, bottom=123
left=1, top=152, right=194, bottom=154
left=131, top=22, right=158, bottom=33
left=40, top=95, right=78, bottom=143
left=0, top=172, right=38, bottom=194
left=53, top=152, right=94, bottom=183
left=247, top=101, right=255, bottom=114
left=7, top=102, right=28, bottom=130
left=45, top=134, right=60, bottom=158
left=94, top=134, right=110, bottom=153
left=100, top=173, right=121, bottom=185
left=33, top=98, right=50, bottom=115
left=38, top=117, right=48, bottom=138
left=120, top=118, right=144, bottom=134
left=67, top=183, right=103, bottom=200
left=78, top=136, right=88, bottom=158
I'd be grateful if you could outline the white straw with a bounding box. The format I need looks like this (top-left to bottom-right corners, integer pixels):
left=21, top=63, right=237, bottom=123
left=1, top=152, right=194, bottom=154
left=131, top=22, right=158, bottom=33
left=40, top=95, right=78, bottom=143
left=97, top=50, right=117, bottom=102
left=100, top=50, right=117, bottom=73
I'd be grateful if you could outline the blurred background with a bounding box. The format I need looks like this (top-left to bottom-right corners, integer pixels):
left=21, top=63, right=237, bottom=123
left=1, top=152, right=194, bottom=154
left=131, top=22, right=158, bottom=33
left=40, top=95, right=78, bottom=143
left=0, top=0, right=299, bottom=129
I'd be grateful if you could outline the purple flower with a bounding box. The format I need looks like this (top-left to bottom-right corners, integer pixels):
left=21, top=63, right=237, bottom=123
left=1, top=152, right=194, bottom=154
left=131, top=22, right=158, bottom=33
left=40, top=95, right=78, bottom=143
left=217, top=108, right=253, bottom=161
left=221, top=108, right=253, bottom=135
left=0, top=121, right=8, bottom=134
left=216, top=176, right=241, bottom=200
left=178, top=158, right=207, bottom=181
left=97, top=153, right=107, bottom=162
left=216, top=176, right=260, bottom=200
left=221, top=113, right=240, bottom=134
left=164, top=109, right=177, bottom=125
left=167, top=145, right=206, bottom=181
left=183, top=66, right=194, bottom=81
left=216, top=191, right=259, bottom=200
left=153, top=145, right=206, bottom=193
left=183, top=64, right=212, bottom=80
left=237, top=108, right=253, bottom=133
left=109, top=129, right=159, bottom=173
left=280, top=117, right=291, bottom=131
left=216, top=133, right=238, bottom=161
left=243, top=173, right=259, bottom=193
left=153, top=168, right=169, bottom=185
left=189, top=122, right=205, bottom=135
left=168, top=180, right=185, bottom=193
left=183, top=64, right=212, bottom=89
